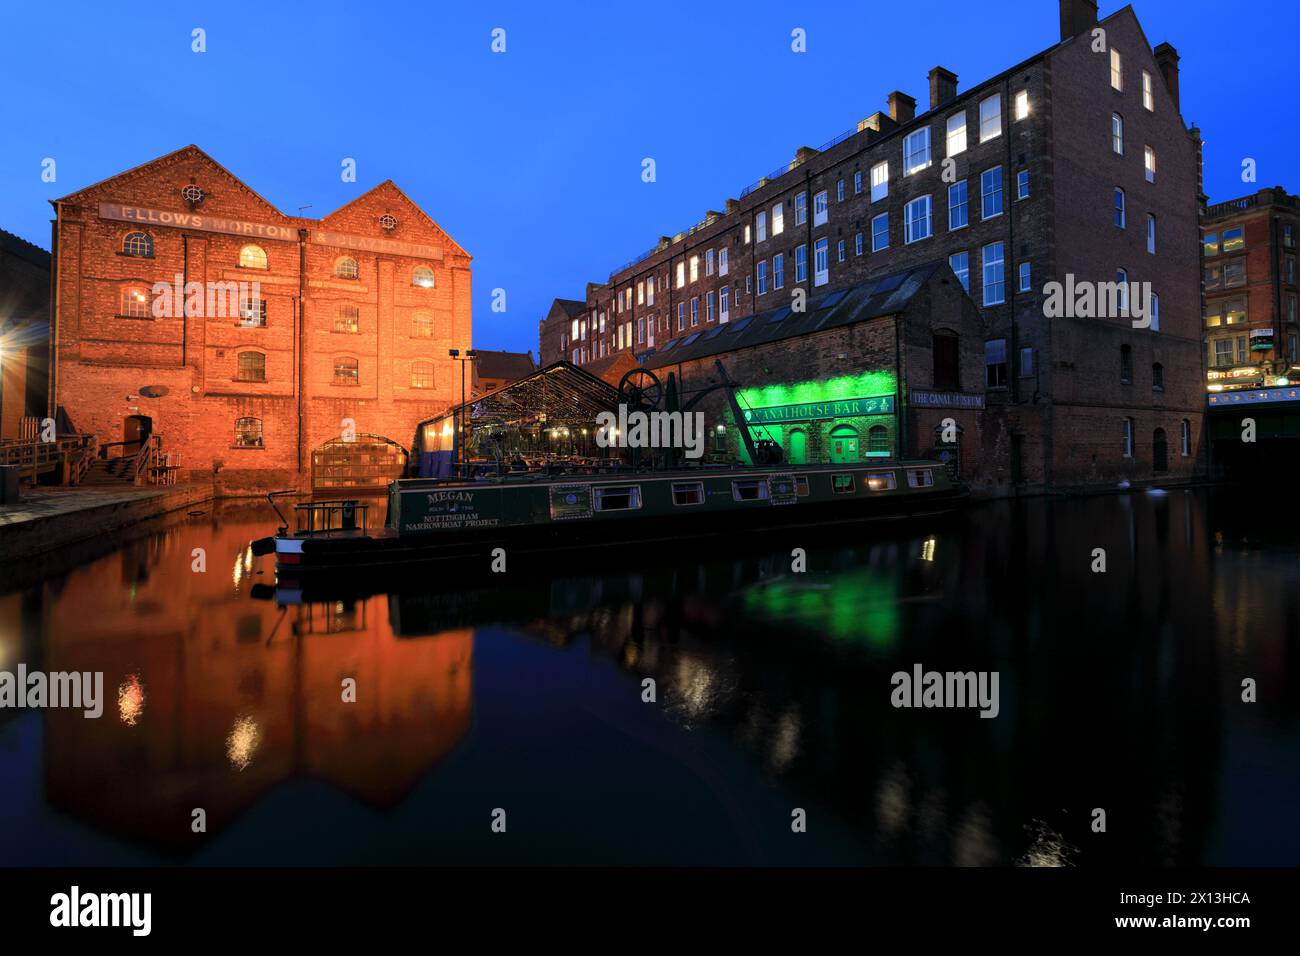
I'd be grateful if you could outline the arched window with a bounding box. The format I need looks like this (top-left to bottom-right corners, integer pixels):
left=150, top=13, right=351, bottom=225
left=867, top=424, right=891, bottom=455
left=123, top=232, right=153, bottom=257
left=236, top=351, right=266, bottom=383
left=121, top=285, right=151, bottom=318
left=335, top=257, right=359, bottom=280
left=333, top=356, right=359, bottom=386
left=239, top=244, right=268, bottom=269
left=411, top=312, right=433, bottom=338
left=932, top=329, right=960, bottom=390
left=412, top=266, right=435, bottom=288
left=411, top=361, right=435, bottom=389
left=234, top=417, right=263, bottom=448
left=334, top=305, right=359, bottom=333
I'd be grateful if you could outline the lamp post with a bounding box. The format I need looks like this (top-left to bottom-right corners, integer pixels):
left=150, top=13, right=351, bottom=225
left=449, top=348, right=476, bottom=478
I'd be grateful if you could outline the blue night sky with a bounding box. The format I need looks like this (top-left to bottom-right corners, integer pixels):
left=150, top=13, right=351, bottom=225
left=1, top=0, right=1296, bottom=354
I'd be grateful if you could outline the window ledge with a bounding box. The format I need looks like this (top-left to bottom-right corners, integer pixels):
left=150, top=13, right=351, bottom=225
left=231, top=444, right=266, bottom=450
left=117, top=313, right=155, bottom=321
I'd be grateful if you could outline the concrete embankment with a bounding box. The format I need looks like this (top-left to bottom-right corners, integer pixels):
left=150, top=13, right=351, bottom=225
left=0, top=483, right=219, bottom=562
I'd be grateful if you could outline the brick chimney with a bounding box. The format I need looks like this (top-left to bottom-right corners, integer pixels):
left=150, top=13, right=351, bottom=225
left=887, top=91, right=916, bottom=124
left=1153, top=42, right=1181, bottom=112
left=929, top=67, right=958, bottom=109
left=1059, top=0, right=1098, bottom=41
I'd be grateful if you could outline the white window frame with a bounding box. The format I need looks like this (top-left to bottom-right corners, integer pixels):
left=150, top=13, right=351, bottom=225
left=948, top=180, right=968, bottom=230
left=870, top=161, right=889, bottom=202
left=719, top=248, right=729, bottom=276
left=982, top=242, right=1006, bottom=305
left=1110, top=48, right=1123, bottom=91
left=904, top=195, right=932, bottom=244
left=1014, top=89, right=1029, bottom=121
left=946, top=111, right=967, bottom=156
left=813, top=190, right=829, bottom=226
left=772, top=202, right=784, bottom=236
left=980, top=166, right=1003, bottom=220
left=871, top=213, right=889, bottom=252
left=979, top=94, right=1001, bottom=143
left=903, top=127, right=932, bottom=175
left=1142, top=70, right=1154, bottom=111
left=813, top=238, right=829, bottom=287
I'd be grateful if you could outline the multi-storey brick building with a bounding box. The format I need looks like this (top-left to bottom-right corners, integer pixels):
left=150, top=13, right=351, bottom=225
left=1201, top=186, right=1300, bottom=392
left=49, top=145, right=471, bottom=490
left=542, top=0, right=1205, bottom=490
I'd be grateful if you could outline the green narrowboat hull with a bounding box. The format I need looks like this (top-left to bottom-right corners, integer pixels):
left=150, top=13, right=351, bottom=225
left=273, top=461, right=967, bottom=578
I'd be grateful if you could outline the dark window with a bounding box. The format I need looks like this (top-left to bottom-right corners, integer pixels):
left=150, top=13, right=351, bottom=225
left=868, top=425, right=890, bottom=455
left=985, top=339, right=1008, bottom=388
left=236, top=352, right=265, bottom=383
left=239, top=297, right=267, bottom=327
left=1152, top=362, right=1164, bottom=390
left=123, top=232, right=153, bottom=257
left=594, top=485, right=642, bottom=511
left=334, top=357, right=359, bottom=386
left=671, top=481, right=704, bottom=505
left=335, top=306, right=359, bottom=333
left=933, top=330, right=960, bottom=390
left=832, top=474, right=856, bottom=494
left=1120, top=345, right=1133, bottom=384
left=732, top=479, right=769, bottom=501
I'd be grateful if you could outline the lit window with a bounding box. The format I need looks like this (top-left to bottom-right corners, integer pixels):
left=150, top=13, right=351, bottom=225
left=689, top=255, right=699, bottom=282
left=413, top=266, right=435, bottom=288
left=335, top=257, right=359, bottom=279
left=335, top=305, right=359, bottom=333
left=813, top=190, right=828, bottom=226
left=411, top=361, right=434, bottom=388
left=946, top=111, right=967, bottom=156
left=237, top=351, right=266, bottom=383
left=1144, top=146, right=1156, bottom=183
left=904, top=195, right=932, bottom=243
left=814, top=238, right=829, bottom=287
left=1014, top=90, right=1029, bottom=120
left=121, top=286, right=150, bottom=318
left=979, top=94, right=1001, bottom=142
left=903, top=127, right=932, bottom=175
left=676, top=262, right=685, bottom=288
left=333, top=357, right=359, bottom=386
left=772, top=203, right=784, bottom=236
left=871, top=213, right=889, bottom=252
left=1142, top=70, right=1154, bottom=111
left=234, top=417, right=263, bottom=448
left=982, top=243, right=1005, bottom=305
left=1110, top=48, right=1123, bottom=91
left=122, top=232, right=153, bottom=257
left=239, top=244, right=267, bottom=269
left=870, top=161, right=889, bottom=202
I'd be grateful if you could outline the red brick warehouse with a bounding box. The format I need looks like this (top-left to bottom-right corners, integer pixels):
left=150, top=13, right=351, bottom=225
left=48, top=145, right=472, bottom=491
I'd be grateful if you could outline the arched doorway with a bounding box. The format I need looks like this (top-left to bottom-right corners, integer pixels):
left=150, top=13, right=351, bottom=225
left=787, top=428, right=807, bottom=465
left=1153, top=428, right=1168, bottom=473
left=829, top=424, right=859, bottom=463
left=312, top=434, right=409, bottom=495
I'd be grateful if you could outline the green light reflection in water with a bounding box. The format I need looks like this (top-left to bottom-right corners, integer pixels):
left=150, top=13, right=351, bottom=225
left=741, top=567, right=899, bottom=650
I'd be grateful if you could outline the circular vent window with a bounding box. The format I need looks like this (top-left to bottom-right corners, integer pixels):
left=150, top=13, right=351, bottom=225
left=379, top=215, right=398, bottom=231
left=181, top=184, right=204, bottom=203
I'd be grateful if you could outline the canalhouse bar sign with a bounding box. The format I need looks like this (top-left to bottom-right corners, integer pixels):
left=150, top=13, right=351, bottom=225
left=743, top=395, right=895, bottom=424
left=910, top=389, right=986, bottom=409
left=98, top=203, right=297, bottom=242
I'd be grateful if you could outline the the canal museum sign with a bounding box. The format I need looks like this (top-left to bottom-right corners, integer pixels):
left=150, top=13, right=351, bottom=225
left=742, top=395, right=895, bottom=424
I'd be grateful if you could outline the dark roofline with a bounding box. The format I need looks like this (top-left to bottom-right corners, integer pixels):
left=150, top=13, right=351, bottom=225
left=0, top=228, right=52, bottom=269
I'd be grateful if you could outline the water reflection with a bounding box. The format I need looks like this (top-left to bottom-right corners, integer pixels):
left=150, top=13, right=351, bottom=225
left=1, top=489, right=1297, bottom=865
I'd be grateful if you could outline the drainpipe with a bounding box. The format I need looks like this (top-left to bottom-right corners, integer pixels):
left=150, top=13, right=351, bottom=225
left=298, top=228, right=308, bottom=474
left=1005, top=75, right=1019, bottom=406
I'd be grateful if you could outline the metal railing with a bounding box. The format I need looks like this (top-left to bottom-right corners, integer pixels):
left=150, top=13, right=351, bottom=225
left=293, top=499, right=371, bottom=535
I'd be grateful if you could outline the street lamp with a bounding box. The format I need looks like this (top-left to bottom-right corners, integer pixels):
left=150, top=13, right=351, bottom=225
left=449, top=348, right=477, bottom=478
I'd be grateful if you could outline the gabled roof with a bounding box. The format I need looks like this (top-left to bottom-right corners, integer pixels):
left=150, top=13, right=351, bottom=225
left=474, top=349, right=536, bottom=381
left=52, top=144, right=292, bottom=221
left=0, top=228, right=50, bottom=269
left=549, top=298, right=588, bottom=320
left=418, top=360, right=618, bottom=430
left=318, top=179, right=470, bottom=259
left=640, top=261, right=945, bottom=370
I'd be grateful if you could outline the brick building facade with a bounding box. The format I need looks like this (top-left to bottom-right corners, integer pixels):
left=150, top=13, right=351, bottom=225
left=541, top=0, right=1206, bottom=491
left=1201, top=186, right=1300, bottom=392
left=0, top=229, right=50, bottom=439
left=49, top=145, right=471, bottom=490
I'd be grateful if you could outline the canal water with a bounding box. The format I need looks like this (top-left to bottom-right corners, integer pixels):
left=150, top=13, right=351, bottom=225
left=0, top=488, right=1296, bottom=866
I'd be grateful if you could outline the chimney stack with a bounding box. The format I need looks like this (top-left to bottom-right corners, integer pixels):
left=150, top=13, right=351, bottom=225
left=1153, top=42, right=1181, bottom=112
left=1059, top=0, right=1098, bottom=41
left=929, top=68, right=958, bottom=109
left=887, top=91, right=916, bottom=124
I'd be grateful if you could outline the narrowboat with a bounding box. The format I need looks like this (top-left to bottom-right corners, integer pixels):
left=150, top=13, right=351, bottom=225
left=267, top=460, right=967, bottom=579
